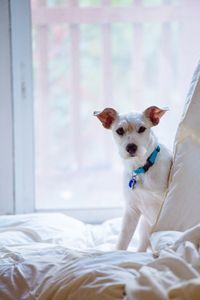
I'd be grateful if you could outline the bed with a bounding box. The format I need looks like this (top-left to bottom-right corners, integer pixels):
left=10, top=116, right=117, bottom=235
left=0, top=213, right=199, bottom=300
left=1, top=63, right=200, bottom=299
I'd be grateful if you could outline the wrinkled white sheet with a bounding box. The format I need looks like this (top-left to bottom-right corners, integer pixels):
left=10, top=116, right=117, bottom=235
left=0, top=213, right=199, bottom=300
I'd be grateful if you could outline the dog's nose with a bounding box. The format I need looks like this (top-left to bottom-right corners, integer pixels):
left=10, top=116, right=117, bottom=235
left=126, top=143, right=137, bottom=155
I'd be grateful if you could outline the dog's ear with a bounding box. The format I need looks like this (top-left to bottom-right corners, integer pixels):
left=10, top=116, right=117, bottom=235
left=144, top=106, right=168, bottom=126
left=93, top=108, right=118, bottom=129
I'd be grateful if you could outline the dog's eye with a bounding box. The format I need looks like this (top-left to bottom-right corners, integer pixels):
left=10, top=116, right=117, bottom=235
left=116, top=127, right=124, bottom=136
left=138, top=126, right=146, bottom=133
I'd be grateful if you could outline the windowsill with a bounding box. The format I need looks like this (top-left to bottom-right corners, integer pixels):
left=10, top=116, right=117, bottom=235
left=35, top=207, right=123, bottom=224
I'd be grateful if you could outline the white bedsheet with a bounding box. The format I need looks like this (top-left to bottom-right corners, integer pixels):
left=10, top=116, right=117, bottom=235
left=0, top=213, right=199, bottom=300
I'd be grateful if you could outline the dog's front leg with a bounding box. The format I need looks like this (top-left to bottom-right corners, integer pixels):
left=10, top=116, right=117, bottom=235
left=136, top=215, right=151, bottom=252
left=116, top=206, right=140, bottom=250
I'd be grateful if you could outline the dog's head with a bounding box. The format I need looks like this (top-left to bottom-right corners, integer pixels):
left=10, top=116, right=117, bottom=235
left=94, top=106, right=168, bottom=160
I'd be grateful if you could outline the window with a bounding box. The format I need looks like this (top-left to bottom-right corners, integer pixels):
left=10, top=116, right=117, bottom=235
left=30, top=0, right=200, bottom=221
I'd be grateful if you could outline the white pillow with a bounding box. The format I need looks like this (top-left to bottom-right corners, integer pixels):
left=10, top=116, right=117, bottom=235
left=153, top=61, right=200, bottom=232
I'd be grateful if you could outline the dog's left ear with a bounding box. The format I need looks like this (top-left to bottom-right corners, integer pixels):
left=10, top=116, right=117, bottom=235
left=93, top=108, right=118, bottom=129
left=144, top=106, right=168, bottom=126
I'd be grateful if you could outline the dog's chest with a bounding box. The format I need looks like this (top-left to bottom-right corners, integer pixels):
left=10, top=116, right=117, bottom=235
left=123, top=172, right=165, bottom=224
left=124, top=168, right=164, bottom=192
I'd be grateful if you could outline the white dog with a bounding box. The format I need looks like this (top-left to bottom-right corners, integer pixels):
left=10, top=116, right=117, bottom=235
left=94, top=106, right=172, bottom=251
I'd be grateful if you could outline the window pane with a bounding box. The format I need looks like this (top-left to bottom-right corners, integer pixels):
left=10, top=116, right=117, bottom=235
left=143, top=0, right=163, bottom=6
left=33, top=21, right=123, bottom=210
left=79, top=0, right=100, bottom=7
left=112, top=23, right=132, bottom=109
left=31, top=0, right=200, bottom=212
left=143, top=0, right=180, bottom=6
left=47, top=0, right=68, bottom=7
left=80, top=24, right=103, bottom=167
left=111, top=0, right=133, bottom=6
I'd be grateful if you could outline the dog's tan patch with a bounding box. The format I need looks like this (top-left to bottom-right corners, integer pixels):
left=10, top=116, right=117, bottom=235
left=117, top=120, right=136, bottom=134
left=127, top=122, right=136, bottom=133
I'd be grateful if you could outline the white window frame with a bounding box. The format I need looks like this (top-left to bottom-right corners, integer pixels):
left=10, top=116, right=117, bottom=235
left=0, top=0, right=14, bottom=215
left=0, top=0, right=35, bottom=215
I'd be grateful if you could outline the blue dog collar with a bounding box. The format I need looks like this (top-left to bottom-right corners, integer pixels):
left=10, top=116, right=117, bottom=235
left=129, top=145, right=160, bottom=189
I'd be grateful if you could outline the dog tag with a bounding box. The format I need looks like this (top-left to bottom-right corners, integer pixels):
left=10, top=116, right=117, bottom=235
left=129, top=177, right=137, bottom=189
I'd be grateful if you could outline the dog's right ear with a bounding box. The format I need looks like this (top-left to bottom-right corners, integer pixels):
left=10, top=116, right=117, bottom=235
left=93, top=108, right=118, bottom=129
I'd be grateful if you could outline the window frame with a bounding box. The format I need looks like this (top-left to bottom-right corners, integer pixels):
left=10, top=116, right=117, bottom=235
left=0, top=0, right=14, bottom=215
left=0, top=0, right=35, bottom=215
